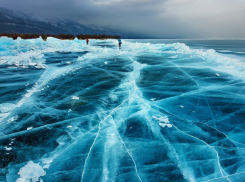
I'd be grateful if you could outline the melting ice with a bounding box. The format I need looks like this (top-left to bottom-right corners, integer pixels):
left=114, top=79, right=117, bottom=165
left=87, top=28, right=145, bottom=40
left=1, top=37, right=245, bottom=182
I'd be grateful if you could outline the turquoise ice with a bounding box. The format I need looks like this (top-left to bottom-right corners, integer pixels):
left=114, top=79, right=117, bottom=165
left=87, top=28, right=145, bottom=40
left=1, top=37, right=245, bottom=182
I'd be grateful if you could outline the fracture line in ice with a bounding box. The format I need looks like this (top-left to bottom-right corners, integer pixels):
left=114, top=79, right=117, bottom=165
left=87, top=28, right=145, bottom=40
left=170, top=61, right=218, bottom=129
left=169, top=61, right=201, bottom=87
left=1, top=39, right=108, bottom=125
left=173, top=128, right=229, bottom=181
left=156, top=101, right=244, bottom=147
left=81, top=91, right=139, bottom=182
left=0, top=62, right=86, bottom=124
left=109, top=115, right=142, bottom=182
left=217, top=89, right=245, bottom=100
left=155, top=80, right=245, bottom=104
left=89, top=64, right=123, bottom=80
left=79, top=121, right=103, bottom=181
left=82, top=57, right=148, bottom=182
left=163, top=61, right=243, bottom=148
left=40, top=116, right=111, bottom=171
left=195, top=121, right=245, bottom=148
left=0, top=110, right=110, bottom=141
left=128, top=57, right=151, bottom=110
left=212, top=145, right=245, bottom=150
left=205, top=97, right=217, bottom=129
left=126, top=57, right=228, bottom=181
left=154, top=103, right=245, bottom=150
left=204, top=170, right=245, bottom=182
left=150, top=106, right=231, bottom=182
left=81, top=59, right=145, bottom=182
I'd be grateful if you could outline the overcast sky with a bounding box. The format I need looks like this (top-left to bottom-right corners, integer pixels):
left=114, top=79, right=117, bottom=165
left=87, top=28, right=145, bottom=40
left=1, top=0, right=245, bottom=39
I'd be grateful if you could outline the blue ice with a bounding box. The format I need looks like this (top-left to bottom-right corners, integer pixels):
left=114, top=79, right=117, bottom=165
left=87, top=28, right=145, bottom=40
left=0, top=37, right=245, bottom=181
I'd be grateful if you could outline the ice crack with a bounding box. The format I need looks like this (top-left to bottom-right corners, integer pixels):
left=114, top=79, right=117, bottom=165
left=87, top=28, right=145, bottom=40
left=150, top=106, right=231, bottom=182
left=109, top=115, right=142, bottom=182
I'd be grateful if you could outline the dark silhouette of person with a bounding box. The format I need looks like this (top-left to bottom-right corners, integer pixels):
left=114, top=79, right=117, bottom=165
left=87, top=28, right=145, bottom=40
left=118, top=38, right=122, bottom=48
left=86, top=39, right=89, bottom=45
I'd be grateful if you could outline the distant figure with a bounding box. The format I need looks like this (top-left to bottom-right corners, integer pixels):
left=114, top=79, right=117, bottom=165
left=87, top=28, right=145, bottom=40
left=86, top=39, right=89, bottom=45
left=118, top=38, right=122, bottom=48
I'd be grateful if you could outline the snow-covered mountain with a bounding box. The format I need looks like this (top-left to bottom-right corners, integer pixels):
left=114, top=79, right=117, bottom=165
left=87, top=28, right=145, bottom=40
left=0, top=7, right=123, bottom=36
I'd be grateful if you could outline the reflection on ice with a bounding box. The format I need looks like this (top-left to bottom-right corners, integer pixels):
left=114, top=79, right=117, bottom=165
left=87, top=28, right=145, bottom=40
left=0, top=37, right=245, bottom=181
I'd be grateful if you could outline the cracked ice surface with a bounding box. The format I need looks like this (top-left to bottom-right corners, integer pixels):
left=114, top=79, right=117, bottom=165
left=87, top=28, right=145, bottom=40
left=1, top=38, right=245, bottom=182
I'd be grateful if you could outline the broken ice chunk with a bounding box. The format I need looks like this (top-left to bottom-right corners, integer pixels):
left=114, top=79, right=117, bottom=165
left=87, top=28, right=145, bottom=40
left=7, top=115, right=18, bottom=124
left=153, top=115, right=172, bottom=128
left=43, top=164, right=51, bottom=169
left=5, top=147, right=12, bottom=151
left=153, top=116, right=169, bottom=123
left=159, top=123, right=172, bottom=128
left=71, top=96, right=79, bottom=100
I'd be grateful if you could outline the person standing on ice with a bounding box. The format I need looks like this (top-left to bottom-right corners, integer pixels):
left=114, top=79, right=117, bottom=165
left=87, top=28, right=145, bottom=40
left=118, top=38, right=122, bottom=48
left=86, top=39, right=89, bottom=45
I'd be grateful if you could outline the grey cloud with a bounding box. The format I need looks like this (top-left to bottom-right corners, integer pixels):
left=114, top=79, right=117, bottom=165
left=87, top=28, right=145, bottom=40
left=0, top=0, right=245, bottom=39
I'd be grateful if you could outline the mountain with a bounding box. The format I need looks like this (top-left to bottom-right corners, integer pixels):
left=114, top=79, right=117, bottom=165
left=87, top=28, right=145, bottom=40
left=0, top=7, right=128, bottom=37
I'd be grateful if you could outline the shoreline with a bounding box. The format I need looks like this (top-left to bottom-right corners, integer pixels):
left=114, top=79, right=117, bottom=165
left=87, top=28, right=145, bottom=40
left=0, top=33, right=120, bottom=41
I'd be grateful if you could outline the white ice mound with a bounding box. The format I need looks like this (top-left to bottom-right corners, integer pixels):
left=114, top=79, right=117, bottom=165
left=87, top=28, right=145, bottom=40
left=71, top=96, right=79, bottom=100
left=17, top=161, right=46, bottom=182
left=171, top=42, right=245, bottom=78
left=153, top=116, right=172, bottom=128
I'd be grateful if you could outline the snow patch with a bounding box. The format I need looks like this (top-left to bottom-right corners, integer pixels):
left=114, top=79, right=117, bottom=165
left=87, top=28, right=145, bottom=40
left=16, top=161, right=46, bottom=182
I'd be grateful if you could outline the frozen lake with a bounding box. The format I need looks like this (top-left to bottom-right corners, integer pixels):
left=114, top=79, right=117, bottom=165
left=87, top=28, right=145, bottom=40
left=1, top=37, right=245, bottom=182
